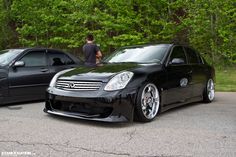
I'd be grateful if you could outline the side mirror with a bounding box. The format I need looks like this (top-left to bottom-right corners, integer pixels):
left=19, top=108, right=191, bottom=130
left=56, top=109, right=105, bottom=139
left=13, top=61, right=25, bottom=67
left=170, top=58, right=185, bottom=65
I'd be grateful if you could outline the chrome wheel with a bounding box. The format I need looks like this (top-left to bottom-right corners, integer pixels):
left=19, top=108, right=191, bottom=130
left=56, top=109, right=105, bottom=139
left=141, top=83, right=160, bottom=120
left=207, top=79, right=215, bottom=101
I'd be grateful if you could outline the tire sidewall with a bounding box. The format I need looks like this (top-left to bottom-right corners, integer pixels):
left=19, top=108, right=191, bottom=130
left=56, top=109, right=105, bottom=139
left=203, top=78, right=215, bottom=103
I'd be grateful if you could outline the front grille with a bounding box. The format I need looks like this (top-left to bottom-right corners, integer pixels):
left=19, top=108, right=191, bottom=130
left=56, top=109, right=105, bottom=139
left=56, top=80, right=102, bottom=91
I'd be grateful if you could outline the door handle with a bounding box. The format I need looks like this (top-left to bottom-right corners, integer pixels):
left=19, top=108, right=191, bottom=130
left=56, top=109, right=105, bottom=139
left=40, top=69, right=49, bottom=72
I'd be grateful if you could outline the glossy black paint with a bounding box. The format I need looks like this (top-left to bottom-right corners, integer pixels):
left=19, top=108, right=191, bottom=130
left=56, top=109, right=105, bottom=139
left=0, top=48, right=82, bottom=104
left=44, top=44, right=215, bottom=122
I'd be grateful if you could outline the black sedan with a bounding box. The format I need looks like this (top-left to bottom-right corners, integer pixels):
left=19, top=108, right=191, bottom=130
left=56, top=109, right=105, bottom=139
left=0, top=48, right=82, bottom=104
left=44, top=44, right=215, bottom=122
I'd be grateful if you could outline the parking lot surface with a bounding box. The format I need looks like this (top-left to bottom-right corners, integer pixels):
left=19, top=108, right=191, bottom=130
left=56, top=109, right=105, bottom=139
left=0, top=92, right=235, bottom=157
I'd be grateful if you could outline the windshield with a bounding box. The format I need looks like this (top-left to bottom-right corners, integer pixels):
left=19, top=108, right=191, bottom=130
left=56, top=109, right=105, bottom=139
left=0, top=49, right=24, bottom=66
left=105, top=45, right=168, bottom=64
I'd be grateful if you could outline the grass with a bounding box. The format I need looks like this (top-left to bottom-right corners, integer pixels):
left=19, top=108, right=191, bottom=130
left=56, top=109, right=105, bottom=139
left=216, top=67, right=236, bottom=92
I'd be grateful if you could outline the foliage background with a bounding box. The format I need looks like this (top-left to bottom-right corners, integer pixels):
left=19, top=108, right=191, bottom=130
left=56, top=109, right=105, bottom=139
left=0, top=0, right=235, bottom=66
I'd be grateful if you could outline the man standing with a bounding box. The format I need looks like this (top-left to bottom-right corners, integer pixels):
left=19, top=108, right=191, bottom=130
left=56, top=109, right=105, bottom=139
left=83, top=34, right=102, bottom=66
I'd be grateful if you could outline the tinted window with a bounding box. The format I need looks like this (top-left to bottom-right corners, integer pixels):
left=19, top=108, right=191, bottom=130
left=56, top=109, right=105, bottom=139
left=185, top=47, right=200, bottom=64
left=48, top=51, right=75, bottom=66
left=169, top=46, right=187, bottom=64
left=20, top=51, right=46, bottom=67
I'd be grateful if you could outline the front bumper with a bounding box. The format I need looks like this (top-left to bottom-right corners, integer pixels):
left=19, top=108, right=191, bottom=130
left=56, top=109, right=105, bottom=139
left=44, top=87, right=137, bottom=122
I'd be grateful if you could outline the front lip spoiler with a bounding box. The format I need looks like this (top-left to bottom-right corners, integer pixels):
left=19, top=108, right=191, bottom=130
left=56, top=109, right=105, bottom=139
left=44, top=108, right=129, bottom=122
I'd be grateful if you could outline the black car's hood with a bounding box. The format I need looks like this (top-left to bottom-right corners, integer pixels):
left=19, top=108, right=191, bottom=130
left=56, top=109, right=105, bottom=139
left=59, top=63, right=162, bottom=82
left=59, top=63, right=140, bottom=82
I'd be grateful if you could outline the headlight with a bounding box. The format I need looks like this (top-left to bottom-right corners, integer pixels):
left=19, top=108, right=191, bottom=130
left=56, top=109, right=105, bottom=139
left=104, top=71, right=133, bottom=91
left=49, top=68, right=75, bottom=87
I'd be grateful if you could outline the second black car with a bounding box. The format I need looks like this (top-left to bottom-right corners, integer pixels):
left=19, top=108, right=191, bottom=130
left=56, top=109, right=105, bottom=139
left=0, top=48, right=82, bottom=104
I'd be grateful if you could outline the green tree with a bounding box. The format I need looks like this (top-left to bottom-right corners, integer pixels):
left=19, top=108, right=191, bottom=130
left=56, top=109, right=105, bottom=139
left=10, top=0, right=180, bottom=54
left=0, top=0, right=235, bottom=66
left=182, top=0, right=236, bottom=65
left=0, top=0, right=17, bottom=49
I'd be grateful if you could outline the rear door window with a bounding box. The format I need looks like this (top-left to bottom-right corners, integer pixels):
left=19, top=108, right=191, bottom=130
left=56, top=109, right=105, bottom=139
left=48, top=51, right=75, bottom=66
left=185, top=47, right=200, bottom=64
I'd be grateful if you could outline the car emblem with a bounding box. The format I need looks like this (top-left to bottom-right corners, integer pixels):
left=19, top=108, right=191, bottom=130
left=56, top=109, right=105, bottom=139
left=69, top=83, right=75, bottom=88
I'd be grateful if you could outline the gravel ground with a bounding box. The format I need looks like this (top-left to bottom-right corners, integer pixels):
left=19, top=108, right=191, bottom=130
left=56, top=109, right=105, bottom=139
left=0, top=92, right=235, bottom=157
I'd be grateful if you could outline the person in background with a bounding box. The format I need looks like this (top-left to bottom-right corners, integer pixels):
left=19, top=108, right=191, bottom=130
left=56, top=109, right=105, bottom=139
left=83, top=34, right=102, bottom=66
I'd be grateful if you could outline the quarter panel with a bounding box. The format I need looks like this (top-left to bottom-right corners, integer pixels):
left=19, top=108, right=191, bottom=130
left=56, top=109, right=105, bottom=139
left=191, top=64, right=208, bottom=97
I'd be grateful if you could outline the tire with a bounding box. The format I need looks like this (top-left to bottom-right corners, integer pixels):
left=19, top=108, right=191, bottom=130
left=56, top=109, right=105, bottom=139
left=134, top=83, right=160, bottom=122
left=203, top=78, right=215, bottom=103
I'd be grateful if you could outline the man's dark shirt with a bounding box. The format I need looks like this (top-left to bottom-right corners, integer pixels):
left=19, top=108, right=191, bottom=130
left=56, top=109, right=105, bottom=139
left=83, top=43, right=99, bottom=66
